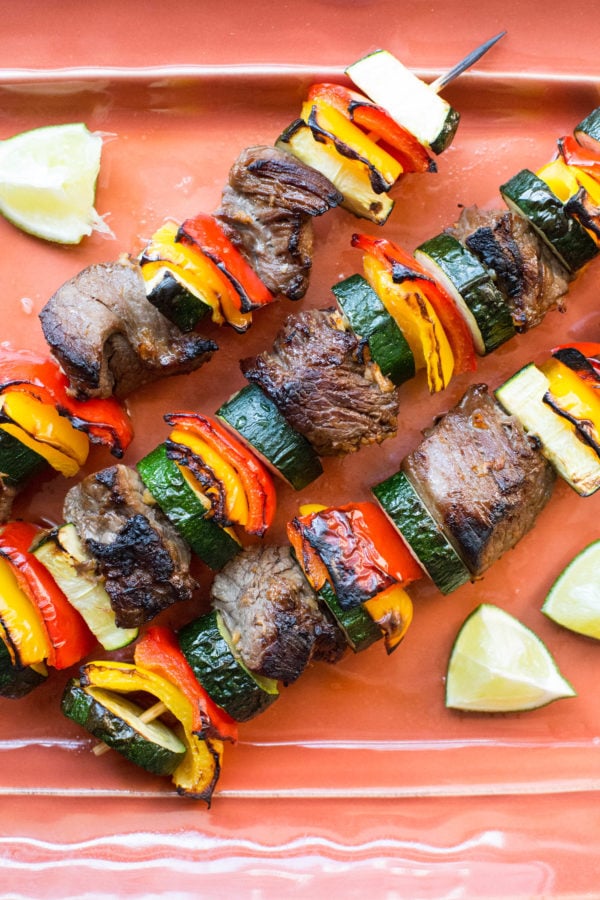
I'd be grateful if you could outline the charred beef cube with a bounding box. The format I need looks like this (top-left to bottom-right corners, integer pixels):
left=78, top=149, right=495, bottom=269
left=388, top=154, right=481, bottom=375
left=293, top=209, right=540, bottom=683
left=215, top=145, right=343, bottom=300
left=63, top=465, right=195, bottom=628
left=211, top=545, right=346, bottom=685
left=402, top=384, right=555, bottom=576
left=448, top=206, right=570, bottom=332
left=241, top=308, right=399, bottom=457
left=39, top=258, right=217, bottom=400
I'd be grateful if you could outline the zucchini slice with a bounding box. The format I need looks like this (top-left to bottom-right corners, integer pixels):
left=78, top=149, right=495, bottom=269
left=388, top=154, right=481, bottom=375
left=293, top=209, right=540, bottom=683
left=137, top=444, right=241, bottom=571
left=276, top=120, right=394, bottom=225
left=345, top=49, right=460, bottom=155
left=61, top=680, right=187, bottom=776
left=414, top=233, right=515, bottom=355
left=372, top=470, right=471, bottom=595
left=500, top=169, right=598, bottom=273
left=574, top=107, right=600, bottom=153
left=495, top=363, right=600, bottom=496
left=0, top=636, right=47, bottom=699
left=332, top=274, right=415, bottom=386
left=0, top=427, right=47, bottom=487
left=216, top=384, right=323, bottom=491
left=178, top=610, right=278, bottom=722
left=317, top=580, right=381, bottom=653
left=141, top=264, right=212, bottom=333
left=32, top=524, right=138, bottom=651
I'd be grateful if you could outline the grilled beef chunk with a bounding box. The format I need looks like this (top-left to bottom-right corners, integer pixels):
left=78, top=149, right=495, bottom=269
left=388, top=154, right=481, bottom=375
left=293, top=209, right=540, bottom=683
left=39, top=258, right=217, bottom=400
left=448, top=206, right=570, bottom=332
left=403, top=384, right=555, bottom=576
left=241, top=308, right=398, bottom=456
left=215, top=145, right=343, bottom=300
left=0, top=481, right=16, bottom=525
left=211, top=544, right=346, bottom=684
left=63, top=465, right=194, bottom=628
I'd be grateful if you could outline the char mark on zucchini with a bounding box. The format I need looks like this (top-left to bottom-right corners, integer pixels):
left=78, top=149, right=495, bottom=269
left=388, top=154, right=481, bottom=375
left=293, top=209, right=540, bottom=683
left=449, top=206, right=570, bottom=333
left=63, top=465, right=195, bottom=628
left=39, top=258, right=217, bottom=400
left=211, top=545, right=346, bottom=685
left=403, top=384, right=555, bottom=576
left=240, top=308, right=399, bottom=456
left=215, top=146, right=343, bottom=301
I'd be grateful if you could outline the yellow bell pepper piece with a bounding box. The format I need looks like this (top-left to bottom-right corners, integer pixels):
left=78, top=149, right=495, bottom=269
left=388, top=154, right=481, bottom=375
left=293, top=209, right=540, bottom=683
left=363, top=583, right=414, bottom=654
left=298, top=503, right=328, bottom=517
left=0, top=389, right=89, bottom=477
left=539, top=356, right=600, bottom=446
left=363, top=253, right=454, bottom=392
left=0, top=555, right=51, bottom=667
left=169, top=427, right=249, bottom=527
left=301, top=98, right=403, bottom=189
left=80, top=660, right=224, bottom=800
left=141, top=221, right=251, bottom=332
left=537, top=160, right=600, bottom=242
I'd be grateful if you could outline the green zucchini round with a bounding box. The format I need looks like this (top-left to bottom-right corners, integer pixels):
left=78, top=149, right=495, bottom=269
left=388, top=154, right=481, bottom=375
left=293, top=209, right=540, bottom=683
left=499, top=169, right=598, bottom=273
left=0, top=428, right=47, bottom=487
left=178, top=610, right=278, bottom=722
left=61, top=680, right=187, bottom=776
left=372, top=470, right=471, bottom=595
left=0, top=638, right=47, bottom=699
left=216, top=384, right=323, bottom=490
left=142, top=266, right=212, bottom=333
left=136, top=444, right=240, bottom=571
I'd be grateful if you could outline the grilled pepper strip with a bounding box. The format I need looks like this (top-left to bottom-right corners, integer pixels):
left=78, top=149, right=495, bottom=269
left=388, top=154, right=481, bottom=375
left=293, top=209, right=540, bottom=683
left=540, top=356, right=600, bottom=452
left=352, top=233, right=477, bottom=375
left=0, top=554, right=51, bottom=668
left=307, top=83, right=435, bottom=174
left=0, top=346, right=133, bottom=457
left=134, top=626, right=238, bottom=742
left=166, top=412, right=276, bottom=536
left=79, top=660, right=223, bottom=803
left=0, top=522, right=95, bottom=669
left=177, top=213, right=273, bottom=311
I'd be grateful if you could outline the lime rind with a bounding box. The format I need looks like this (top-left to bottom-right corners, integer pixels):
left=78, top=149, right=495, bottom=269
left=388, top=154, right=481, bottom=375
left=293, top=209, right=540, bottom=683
left=543, top=540, right=600, bottom=640
left=446, top=603, right=576, bottom=713
left=0, top=122, right=110, bottom=244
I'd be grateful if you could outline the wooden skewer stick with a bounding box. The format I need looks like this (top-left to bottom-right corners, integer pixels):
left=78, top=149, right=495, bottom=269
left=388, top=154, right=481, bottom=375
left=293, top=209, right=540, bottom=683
left=92, top=700, right=168, bottom=757
left=429, top=31, right=507, bottom=94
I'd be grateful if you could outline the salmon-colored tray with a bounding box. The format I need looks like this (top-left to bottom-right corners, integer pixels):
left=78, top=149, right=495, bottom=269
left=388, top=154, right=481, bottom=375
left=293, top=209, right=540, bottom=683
left=2, top=63, right=600, bottom=893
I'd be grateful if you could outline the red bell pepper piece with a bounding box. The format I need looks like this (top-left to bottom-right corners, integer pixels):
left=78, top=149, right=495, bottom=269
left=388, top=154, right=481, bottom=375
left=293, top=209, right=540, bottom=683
left=291, top=501, right=422, bottom=608
left=134, top=625, right=238, bottom=742
left=165, top=412, right=276, bottom=537
left=307, top=83, right=435, bottom=174
left=558, top=135, right=600, bottom=170
left=177, top=214, right=273, bottom=311
left=0, top=521, right=96, bottom=669
left=351, top=233, right=477, bottom=375
left=552, top=341, right=600, bottom=381
left=0, top=346, right=133, bottom=457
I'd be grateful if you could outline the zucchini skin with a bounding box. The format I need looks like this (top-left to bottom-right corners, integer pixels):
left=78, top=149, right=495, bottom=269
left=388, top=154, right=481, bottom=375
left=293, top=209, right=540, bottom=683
left=137, top=444, right=240, bottom=571
left=500, top=169, right=599, bottom=273
left=217, top=384, right=323, bottom=490
left=317, top=580, right=381, bottom=653
left=61, top=680, right=185, bottom=776
left=372, top=471, right=470, bottom=595
left=332, top=274, right=415, bottom=386
left=0, top=428, right=47, bottom=487
left=415, top=233, right=515, bottom=354
left=144, top=268, right=211, bottom=333
left=178, top=611, right=278, bottom=723
left=0, top=639, right=46, bottom=699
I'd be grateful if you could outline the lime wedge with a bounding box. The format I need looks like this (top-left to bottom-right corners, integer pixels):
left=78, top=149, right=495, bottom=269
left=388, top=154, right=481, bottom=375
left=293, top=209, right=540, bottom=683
left=0, top=122, right=110, bottom=244
left=446, top=603, right=575, bottom=712
left=543, top=541, right=600, bottom=639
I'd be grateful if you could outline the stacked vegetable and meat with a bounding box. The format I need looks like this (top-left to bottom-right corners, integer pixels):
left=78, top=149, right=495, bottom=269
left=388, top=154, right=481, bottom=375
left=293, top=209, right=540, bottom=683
left=6, top=68, right=600, bottom=804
